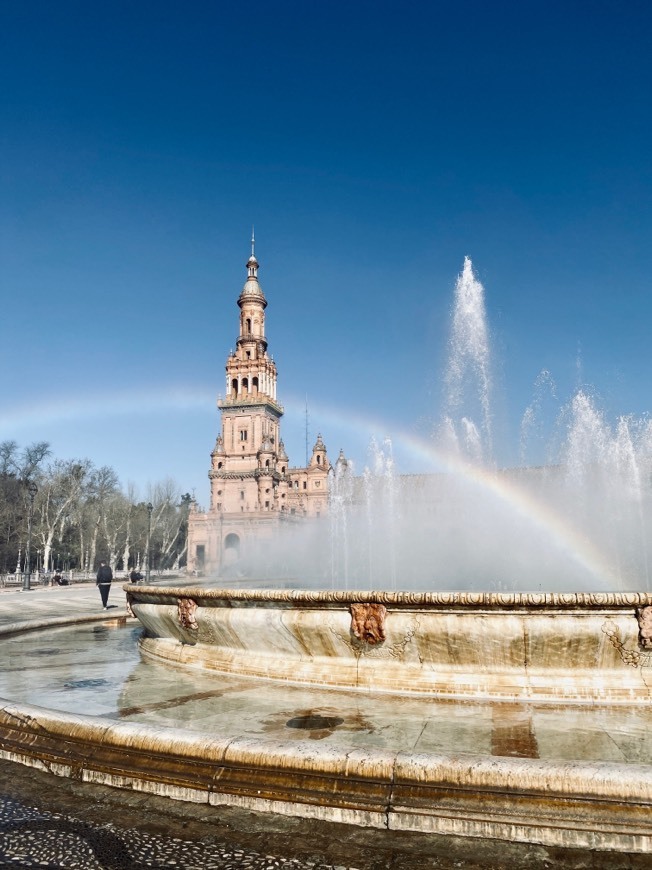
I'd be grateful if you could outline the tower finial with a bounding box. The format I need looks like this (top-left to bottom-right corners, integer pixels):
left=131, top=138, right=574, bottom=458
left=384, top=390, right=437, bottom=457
left=251, top=226, right=255, bottom=258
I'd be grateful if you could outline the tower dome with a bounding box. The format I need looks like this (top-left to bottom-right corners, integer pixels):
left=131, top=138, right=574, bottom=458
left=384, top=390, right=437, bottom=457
left=239, top=231, right=266, bottom=304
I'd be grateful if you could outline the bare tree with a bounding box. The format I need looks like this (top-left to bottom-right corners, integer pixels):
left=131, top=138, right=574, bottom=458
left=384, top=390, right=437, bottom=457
left=0, top=441, right=18, bottom=475
left=101, top=491, right=131, bottom=569
left=86, top=466, right=121, bottom=569
left=120, top=482, right=139, bottom=571
left=0, top=441, right=50, bottom=571
left=147, top=478, right=186, bottom=569
left=37, top=459, right=91, bottom=571
left=1, top=441, right=190, bottom=576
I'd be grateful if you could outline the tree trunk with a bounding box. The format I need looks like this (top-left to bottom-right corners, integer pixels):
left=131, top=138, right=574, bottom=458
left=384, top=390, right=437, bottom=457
left=89, top=520, right=99, bottom=571
left=122, top=512, right=131, bottom=572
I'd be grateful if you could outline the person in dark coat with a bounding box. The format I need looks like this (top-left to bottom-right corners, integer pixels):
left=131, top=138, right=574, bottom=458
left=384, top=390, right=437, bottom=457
left=129, top=567, right=143, bottom=583
left=96, top=561, right=113, bottom=609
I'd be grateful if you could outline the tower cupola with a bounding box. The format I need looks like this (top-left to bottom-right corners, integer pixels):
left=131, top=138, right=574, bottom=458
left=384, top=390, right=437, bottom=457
left=335, top=448, right=348, bottom=471
left=239, top=231, right=266, bottom=305
left=309, top=434, right=328, bottom=469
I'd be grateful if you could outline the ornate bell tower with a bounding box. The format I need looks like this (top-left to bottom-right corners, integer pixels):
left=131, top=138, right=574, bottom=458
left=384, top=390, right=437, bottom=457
left=187, top=237, right=334, bottom=576
left=210, top=233, right=284, bottom=506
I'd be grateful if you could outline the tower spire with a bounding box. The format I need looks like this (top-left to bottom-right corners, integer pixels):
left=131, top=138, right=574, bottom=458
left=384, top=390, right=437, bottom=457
left=245, top=230, right=260, bottom=282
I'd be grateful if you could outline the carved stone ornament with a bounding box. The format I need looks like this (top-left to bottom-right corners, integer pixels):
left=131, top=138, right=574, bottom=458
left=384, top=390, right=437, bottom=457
left=602, top=618, right=652, bottom=668
left=177, top=597, right=199, bottom=631
left=350, top=603, right=387, bottom=645
left=637, top=606, right=652, bottom=649
left=603, top=620, right=642, bottom=667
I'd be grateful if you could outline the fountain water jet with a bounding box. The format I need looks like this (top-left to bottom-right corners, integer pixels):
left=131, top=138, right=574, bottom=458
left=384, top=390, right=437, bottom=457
left=443, top=256, right=493, bottom=463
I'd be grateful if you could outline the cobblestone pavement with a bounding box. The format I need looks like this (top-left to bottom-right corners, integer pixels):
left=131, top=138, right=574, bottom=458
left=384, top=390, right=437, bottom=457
left=2, top=761, right=652, bottom=870
left=0, top=794, right=352, bottom=870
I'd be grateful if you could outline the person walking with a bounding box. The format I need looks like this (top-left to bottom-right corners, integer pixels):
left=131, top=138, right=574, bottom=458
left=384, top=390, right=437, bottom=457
left=96, top=561, right=113, bottom=610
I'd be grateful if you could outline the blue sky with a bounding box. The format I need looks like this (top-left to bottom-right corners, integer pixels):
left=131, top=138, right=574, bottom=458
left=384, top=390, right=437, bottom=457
left=1, top=0, right=651, bottom=502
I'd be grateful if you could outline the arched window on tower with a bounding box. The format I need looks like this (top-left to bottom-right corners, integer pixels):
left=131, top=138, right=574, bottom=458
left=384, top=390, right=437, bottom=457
left=231, top=378, right=238, bottom=399
left=242, top=377, right=249, bottom=394
left=252, top=377, right=259, bottom=395
left=246, top=318, right=252, bottom=334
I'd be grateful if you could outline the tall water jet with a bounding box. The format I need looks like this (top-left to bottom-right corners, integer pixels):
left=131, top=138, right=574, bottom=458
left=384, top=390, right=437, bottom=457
left=442, top=256, right=493, bottom=463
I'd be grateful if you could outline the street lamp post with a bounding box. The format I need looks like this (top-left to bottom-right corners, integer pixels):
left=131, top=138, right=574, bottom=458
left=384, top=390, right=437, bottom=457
left=146, top=502, right=153, bottom=583
left=22, top=481, right=38, bottom=592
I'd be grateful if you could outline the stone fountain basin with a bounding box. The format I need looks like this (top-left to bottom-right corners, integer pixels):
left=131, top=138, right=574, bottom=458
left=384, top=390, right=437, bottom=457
left=128, top=586, right=652, bottom=704
left=2, top=595, right=652, bottom=853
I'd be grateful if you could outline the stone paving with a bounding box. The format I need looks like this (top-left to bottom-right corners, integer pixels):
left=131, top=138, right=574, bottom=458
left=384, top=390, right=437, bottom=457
left=0, top=793, right=349, bottom=870
left=0, top=580, right=128, bottom=628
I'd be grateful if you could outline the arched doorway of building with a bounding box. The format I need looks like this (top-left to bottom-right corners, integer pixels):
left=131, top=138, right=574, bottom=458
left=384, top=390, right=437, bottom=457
left=223, top=533, right=241, bottom=567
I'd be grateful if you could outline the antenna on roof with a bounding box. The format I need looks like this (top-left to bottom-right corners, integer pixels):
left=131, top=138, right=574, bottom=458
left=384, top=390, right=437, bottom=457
left=305, top=396, right=310, bottom=467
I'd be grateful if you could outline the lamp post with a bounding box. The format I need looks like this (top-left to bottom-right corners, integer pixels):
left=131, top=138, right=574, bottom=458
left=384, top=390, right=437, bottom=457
left=146, top=502, right=153, bottom=583
left=22, top=481, right=38, bottom=592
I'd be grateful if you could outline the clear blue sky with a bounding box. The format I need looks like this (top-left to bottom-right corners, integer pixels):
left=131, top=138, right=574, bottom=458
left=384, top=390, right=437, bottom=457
left=2, top=0, right=651, bottom=502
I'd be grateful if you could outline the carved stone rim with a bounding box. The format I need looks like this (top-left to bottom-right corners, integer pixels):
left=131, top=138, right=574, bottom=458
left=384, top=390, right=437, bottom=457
left=124, top=585, right=652, bottom=610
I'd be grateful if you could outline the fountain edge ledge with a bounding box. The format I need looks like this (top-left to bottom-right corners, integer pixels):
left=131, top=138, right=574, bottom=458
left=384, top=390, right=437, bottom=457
left=124, top=586, right=652, bottom=607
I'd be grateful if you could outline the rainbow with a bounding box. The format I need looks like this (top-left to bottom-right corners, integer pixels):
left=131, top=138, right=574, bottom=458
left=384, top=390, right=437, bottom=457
left=0, top=385, right=218, bottom=431
left=1, top=386, right=620, bottom=589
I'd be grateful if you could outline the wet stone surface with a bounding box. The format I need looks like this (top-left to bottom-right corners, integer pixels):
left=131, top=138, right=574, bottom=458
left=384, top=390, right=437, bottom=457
left=4, top=621, right=652, bottom=765
left=285, top=714, right=345, bottom=730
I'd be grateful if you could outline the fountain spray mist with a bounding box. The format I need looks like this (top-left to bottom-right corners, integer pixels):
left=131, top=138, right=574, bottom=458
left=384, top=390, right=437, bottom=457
left=218, top=258, right=652, bottom=594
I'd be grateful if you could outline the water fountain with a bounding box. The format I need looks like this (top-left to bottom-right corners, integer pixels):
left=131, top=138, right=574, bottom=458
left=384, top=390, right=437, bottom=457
left=2, top=258, right=652, bottom=854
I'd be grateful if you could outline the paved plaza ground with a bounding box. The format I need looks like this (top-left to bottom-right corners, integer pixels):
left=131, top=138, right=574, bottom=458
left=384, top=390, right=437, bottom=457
left=0, top=583, right=651, bottom=869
